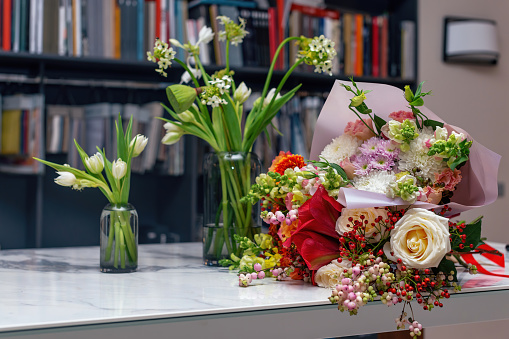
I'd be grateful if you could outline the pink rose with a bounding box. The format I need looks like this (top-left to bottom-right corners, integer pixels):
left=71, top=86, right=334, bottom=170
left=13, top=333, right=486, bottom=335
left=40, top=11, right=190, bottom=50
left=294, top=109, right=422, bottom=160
left=344, top=118, right=376, bottom=141
left=388, top=110, right=415, bottom=123
left=435, top=168, right=462, bottom=191
left=339, top=158, right=356, bottom=180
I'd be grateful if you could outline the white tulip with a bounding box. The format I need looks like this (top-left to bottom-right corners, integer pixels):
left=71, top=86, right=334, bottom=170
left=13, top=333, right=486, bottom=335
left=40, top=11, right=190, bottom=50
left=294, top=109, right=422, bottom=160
left=162, top=132, right=182, bottom=145
left=130, top=134, right=148, bottom=157
left=112, top=159, right=128, bottom=179
left=233, top=82, right=251, bottom=104
left=197, top=26, right=214, bottom=45
left=263, top=88, right=282, bottom=108
left=84, top=152, right=104, bottom=174
left=55, top=171, right=76, bottom=187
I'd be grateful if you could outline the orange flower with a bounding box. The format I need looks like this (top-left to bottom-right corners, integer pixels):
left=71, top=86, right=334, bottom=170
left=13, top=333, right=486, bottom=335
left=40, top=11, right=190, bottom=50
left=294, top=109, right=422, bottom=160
left=278, top=219, right=299, bottom=243
left=268, top=151, right=306, bottom=175
left=289, top=267, right=304, bottom=280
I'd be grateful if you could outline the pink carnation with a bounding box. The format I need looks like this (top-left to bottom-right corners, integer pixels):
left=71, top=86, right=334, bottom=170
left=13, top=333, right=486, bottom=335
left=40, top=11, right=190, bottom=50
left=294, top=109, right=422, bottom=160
left=422, top=186, right=443, bottom=204
left=388, top=111, right=415, bottom=123
left=339, top=157, right=356, bottom=180
left=435, top=168, right=462, bottom=191
left=344, top=118, right=375, bottom=141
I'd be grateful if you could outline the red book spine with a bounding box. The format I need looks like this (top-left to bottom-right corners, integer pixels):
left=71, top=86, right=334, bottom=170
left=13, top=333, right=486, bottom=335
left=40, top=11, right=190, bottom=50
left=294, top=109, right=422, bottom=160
left=290, top=3, right=339, bottom=20
left=354, top=14, right=363, bottom=76
left=2, top=0, right=12, bottom=51
left=380, top=15, right=389, bottom=78
left=371, top=16, right=379, bottom=77
left=155, top=0, right=161, bottom=39
left=268, top=7, right=278, bottom=70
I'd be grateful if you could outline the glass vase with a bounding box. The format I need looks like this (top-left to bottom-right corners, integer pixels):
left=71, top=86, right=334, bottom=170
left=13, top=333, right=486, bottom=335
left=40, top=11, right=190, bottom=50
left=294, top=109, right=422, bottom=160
left=203, top=152, right=262, bottom=265
left=100, top=203, right=138, bottom=273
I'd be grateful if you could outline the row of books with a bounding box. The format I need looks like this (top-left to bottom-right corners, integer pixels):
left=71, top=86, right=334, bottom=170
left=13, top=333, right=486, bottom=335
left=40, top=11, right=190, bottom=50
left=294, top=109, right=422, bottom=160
left=0, top=0, right=416, bottom=79
left=0, top=93, right=45, bottom=174
left=45, top=101, right=185, bottom=176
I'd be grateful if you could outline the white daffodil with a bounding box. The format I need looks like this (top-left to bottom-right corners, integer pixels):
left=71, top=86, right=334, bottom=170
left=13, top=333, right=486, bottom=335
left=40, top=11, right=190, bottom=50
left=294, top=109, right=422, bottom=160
left=84, top=152, right=104, bottom=174
left=233, top=82, right=251, bottom=104
left=112, top=159, right=128, bottom=179
left=180, top=59, right=202, bottom=84
left=130, top=134, right=148, bottom=157
left=55, top=171, right=76, bottom=187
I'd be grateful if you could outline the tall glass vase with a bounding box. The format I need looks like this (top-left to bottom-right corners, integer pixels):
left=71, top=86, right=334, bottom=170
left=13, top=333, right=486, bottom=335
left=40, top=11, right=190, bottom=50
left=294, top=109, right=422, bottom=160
left=100, top=203, right=138, bottom=273
left=203, top=152, right=262, bottom=265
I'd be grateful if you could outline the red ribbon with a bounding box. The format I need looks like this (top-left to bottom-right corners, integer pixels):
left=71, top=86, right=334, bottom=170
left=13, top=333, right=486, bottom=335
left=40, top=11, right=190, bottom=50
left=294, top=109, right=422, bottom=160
left=461, top=244, right=509, bottom=278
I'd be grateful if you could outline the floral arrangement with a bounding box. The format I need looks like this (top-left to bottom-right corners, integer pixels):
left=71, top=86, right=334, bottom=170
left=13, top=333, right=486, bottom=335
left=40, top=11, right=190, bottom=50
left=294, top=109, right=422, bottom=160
left=221, top=79, right=501, bottom=335
left=35, top=116, right=147, bottom=270
left=146, top=16, right=337, bottom=258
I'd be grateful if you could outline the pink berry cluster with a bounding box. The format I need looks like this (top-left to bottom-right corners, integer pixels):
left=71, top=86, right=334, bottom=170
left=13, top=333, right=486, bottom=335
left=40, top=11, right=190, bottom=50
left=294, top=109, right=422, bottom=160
left=329, top=256, right=393, bottom=314
left=395, top=313, right=423, bottom=337
left=238, top=263, right=266, bottom=287
left=262, top=209, right=298, bottom=225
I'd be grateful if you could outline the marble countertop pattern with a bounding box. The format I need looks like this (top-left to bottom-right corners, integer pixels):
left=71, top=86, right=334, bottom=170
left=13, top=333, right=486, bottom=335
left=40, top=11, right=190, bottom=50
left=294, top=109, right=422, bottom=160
left=1, top=242, right=509, bottom=334
left=0, top=243, right=333, bottom=332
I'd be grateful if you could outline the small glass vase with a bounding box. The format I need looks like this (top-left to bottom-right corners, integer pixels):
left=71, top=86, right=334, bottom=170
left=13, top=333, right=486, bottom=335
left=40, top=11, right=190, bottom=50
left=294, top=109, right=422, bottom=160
left=100, top=203, right=138, bottom=273
left=203, top=152, right=262, bottom=266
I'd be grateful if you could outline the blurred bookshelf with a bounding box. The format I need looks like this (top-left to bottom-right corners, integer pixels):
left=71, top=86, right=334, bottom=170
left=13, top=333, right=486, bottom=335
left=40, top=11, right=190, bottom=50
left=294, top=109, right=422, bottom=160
left=0, top=0, right=417, bottom=250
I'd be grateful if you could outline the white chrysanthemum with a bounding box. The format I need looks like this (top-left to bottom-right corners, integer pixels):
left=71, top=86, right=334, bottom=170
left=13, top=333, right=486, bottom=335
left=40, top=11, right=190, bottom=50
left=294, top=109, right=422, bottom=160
left=353, top=170, right=396, bottom=194
left=320, top=134, right=361, bottom=165
left=398, top=126, right=447, bottom=182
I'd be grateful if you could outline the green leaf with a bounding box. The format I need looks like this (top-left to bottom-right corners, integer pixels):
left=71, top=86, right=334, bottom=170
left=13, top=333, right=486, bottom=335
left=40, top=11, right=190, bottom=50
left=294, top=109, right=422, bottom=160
left=263, top=128, right=271, bottom=148
left=452, top=216, right=483, bottom=252
left=373, top=114, right=387, bottom=134
left=414, top=81, right=425, bottom=97
left=434, top=257, right=457, bottom=282
left=450, top=155, right=469, bottom=170
left=410, top=97, right=424, bottom=106
left=221, top=95, right=242, bottom=150
left=329, top=163, right=349, bottom=182
left=423, top=119, right=444, bottom=130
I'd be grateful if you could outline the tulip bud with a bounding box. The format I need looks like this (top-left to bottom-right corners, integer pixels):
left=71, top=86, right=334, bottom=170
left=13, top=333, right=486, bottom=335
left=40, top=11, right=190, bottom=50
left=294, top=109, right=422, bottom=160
left=162, top=122, right=185, bottom=145
left=166, top=84, right=198, bottom=113
left=55, top=171, right=77, bottom=187
left=233, top=82, right=251, bottom=104
left=177, top=110, right=194, bottom=123
left=112, top=159, right=128, bottom=179
left=84, top=152, right=104, bottom=174
left=130, top=134, right=148, bottom=157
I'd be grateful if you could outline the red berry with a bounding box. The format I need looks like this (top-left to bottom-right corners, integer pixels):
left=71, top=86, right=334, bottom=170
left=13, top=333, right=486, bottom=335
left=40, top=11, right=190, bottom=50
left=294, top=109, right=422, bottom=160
left=423, top=305, right=428, bottom=310
left=434, top=301, right=439, bottom=306
left=439, top=303, right=444, bottom=307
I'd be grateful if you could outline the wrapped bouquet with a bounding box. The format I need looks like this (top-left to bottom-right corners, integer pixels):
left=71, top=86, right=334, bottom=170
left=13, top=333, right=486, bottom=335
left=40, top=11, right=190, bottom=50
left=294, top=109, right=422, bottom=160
left=221, top=79, right=501, bottom=335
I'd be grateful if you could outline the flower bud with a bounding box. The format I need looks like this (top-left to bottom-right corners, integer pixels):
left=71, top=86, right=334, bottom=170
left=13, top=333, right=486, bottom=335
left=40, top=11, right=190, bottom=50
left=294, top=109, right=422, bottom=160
left=162, top=132, right=182, bottom=145
left=233, top=82, right=251, bottom=104
left=84, top=152, right=104, bottom=174
left=350, top=93, right=366, bottom=107
left=130, top=134, right=148, bottom=157
left=54, top=171, right=76, bottom=187
left=112, top=159, right=128, bottom=179
left=404, top=85, right=414, bottom=102
left=177, top=110, right=194, bottom=123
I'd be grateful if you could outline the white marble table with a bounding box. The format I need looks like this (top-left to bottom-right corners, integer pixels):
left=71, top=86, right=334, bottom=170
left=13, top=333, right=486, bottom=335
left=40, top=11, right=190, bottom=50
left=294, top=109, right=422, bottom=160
left=1, top=243, right=509, bottom=339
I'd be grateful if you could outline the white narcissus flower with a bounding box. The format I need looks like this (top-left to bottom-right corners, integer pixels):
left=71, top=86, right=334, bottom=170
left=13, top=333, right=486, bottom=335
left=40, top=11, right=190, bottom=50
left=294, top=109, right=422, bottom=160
left=112, top=159, right=128, bottom=179
left=233, top=82, right=251, bottom=104
left=336, top=208, right=389, bottom=242
left=84, top=152, right=104, bottom=174
left=55, top=171, right=77, bottom=187
left=384, top=208, right=451, bottom=269
left=130, top=134, right=148, bottom=157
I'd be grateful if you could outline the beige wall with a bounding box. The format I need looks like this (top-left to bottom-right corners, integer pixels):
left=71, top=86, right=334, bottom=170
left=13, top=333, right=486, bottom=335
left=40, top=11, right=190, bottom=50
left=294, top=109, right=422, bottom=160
left=419, top=0, right=509, bottom=243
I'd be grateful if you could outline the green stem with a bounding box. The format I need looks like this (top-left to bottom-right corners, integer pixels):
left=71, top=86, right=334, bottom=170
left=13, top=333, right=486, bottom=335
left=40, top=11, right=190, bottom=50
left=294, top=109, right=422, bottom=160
left=118, top=210, right=137, bottom=262
left=114, top=221, right=120, bottom=268
left=348, top=106, right=377, bottom=136
left=218, top=159, right=233, bottom=255
left=105, top=215, right=115, bottom=261
left=119, top=228, right=126, bottom=269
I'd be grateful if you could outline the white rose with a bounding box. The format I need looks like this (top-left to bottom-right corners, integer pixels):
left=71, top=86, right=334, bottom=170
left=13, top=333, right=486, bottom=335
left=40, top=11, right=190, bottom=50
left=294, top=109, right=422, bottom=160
left=314, top=259, right=352, bottom=288
left=336, top=208, right=389, bottom=242
left=386, top=208, right=450, bottom=269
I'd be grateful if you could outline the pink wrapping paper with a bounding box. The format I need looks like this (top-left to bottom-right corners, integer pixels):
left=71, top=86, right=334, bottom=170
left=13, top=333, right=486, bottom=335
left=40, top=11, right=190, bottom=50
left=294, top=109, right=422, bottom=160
left=310, top=80, right=501, bottom=215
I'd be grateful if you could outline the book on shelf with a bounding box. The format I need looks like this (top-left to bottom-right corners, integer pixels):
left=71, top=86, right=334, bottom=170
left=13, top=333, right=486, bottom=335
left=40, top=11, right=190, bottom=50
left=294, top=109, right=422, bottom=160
left=0, top=93, right=45, bottom=175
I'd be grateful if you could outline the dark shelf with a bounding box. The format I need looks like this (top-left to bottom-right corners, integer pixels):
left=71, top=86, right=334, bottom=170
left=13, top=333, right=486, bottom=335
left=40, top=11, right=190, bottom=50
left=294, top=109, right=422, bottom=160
left=0, top=52, right=415, bottom=92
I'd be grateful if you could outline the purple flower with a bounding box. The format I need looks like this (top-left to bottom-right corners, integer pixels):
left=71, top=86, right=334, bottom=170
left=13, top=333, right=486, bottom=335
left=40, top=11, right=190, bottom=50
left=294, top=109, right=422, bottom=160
left=376, top=139, right=400, bottom=160
left=359, top=137, right=380, bottom=155
left=352, top=154, right=373, bottom=176
left=371, top=154, right=395, bottom=171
